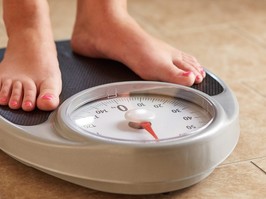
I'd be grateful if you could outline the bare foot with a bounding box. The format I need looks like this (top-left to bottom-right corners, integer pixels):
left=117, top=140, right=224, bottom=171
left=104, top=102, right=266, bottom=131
left=0, top=31, right=62, bottom=111
left=71, top=3, right=205, bottom=86
left=0, top=0, right=62, bottom=111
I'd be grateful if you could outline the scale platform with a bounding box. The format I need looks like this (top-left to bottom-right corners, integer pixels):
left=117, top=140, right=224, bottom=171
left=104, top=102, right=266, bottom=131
left=0, top=40, right=239, bottom=195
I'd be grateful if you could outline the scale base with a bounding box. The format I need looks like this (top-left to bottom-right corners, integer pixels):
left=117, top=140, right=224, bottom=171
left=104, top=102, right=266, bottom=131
left=40, top=166, right=214, bottom=195
left=10, top=150, right=214, bottom=195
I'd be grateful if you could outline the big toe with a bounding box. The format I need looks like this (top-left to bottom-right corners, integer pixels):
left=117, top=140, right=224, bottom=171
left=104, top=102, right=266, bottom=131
left=37, top=92, right=60, bottom=111
left=36, top=79, right=61, bottom=111
left=156, top=65, right=197, bottom=86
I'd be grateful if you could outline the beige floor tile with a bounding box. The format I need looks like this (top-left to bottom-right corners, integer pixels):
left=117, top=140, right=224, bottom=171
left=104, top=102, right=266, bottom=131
left=243, top=77, right=266, bottom=98
left=48, top=0, right=76, bottom=40
left=0, top=22, right=7, bottom=47
left=214, top=0, right=266, bottom=22
left=231, top=18, right=266, bottom=47
left=128, top=0, right=230, bottom=43
left=129, top=0, right=240, bottom=33
left=129, top=0, right=266, bottom=39
left=0, top=0, right=7, bottom=47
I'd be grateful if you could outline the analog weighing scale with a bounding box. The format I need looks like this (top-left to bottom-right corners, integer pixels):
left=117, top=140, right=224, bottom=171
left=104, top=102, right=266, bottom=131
left=0, top=41, right=239, bottom=195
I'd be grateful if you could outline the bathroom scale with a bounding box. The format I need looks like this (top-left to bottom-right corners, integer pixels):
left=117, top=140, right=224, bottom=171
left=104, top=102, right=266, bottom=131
left=0, top=40, right=239, bottom=195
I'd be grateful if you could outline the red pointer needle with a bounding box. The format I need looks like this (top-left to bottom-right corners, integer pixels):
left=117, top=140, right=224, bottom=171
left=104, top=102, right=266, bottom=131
left=140, top=122, right=158, bottom=140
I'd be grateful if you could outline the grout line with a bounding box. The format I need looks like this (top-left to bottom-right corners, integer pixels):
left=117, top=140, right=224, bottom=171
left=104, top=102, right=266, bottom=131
left=250, top=161, right=266, bottom=175
left=219, top=156, right=266, bottom=167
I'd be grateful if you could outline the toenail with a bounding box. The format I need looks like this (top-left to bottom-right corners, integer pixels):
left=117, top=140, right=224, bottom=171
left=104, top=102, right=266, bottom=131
left=182, top=71, right=192, bottom=77
left=41, top=94, right=54, bottom=100
left=196, top=75, right=202, bottom=81
left=24, top=101, right=33, bottom=108
left=0, top=97, right=7, bottom=103
left=10, top=100, right=18, bottom=106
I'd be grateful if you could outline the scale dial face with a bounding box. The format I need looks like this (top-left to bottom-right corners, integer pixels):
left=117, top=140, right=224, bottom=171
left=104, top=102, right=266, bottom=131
left=60, top=82, right=215, bottom=143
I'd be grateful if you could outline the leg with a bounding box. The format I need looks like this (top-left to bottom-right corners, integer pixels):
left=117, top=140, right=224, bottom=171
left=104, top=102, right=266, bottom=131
left=0, top=0, right=62, bottom=111
left=71, top=0, right=205, bottom=86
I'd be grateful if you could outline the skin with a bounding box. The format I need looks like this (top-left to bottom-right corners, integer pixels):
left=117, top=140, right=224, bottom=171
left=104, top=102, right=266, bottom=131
left=0, top=0, right=205, bottom=112
left=0, top=0, right=61, bottom=111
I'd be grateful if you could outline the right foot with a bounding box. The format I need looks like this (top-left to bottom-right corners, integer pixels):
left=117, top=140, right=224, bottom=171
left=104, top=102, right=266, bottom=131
left=0, top=30, right=62, bottom=111
left=0, top=0, right=62, bottom=111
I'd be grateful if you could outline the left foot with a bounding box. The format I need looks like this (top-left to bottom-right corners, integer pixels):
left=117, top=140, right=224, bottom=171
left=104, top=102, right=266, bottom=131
left=71, top=2, right=205, bottom=86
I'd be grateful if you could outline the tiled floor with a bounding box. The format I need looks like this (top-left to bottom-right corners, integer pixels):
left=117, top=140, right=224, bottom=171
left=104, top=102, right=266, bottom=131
left=0, top=0, right=266, bottom=198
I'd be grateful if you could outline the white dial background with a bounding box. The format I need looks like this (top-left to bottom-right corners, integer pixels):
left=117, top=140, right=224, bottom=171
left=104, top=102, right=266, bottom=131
left=70, top=94, right=212, bottom=142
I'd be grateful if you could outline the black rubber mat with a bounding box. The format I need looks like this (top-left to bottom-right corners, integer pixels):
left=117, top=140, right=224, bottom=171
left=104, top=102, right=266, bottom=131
left=0, top=40, right=223, bottom=125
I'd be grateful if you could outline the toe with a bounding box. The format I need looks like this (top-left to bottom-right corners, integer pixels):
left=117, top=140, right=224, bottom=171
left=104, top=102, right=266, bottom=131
left=37, top=78, right=61, bottom=111
left=173, top=54, right=204, bottom=84
left=9, top=81, right=23, bottom=109
left=21, top=81, right=37, bottom=111
left=175, top=70, right=196, bottom=86
left=0, top=78, right=12, bottom=105
left=37, top=92, right=60, bottom=111
left=158, top=64, right=196, bottom=86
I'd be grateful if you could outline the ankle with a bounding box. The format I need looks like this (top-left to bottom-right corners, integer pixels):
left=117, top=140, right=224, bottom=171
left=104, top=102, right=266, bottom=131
left=3, top=0, right=51, bottom=35
left=75, top=0, right=127, bottom=22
